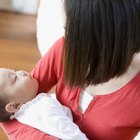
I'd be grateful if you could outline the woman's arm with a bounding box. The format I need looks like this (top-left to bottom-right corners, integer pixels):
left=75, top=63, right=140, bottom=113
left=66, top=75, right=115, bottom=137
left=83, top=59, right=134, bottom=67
left=1, top=120, right=59, bottom=140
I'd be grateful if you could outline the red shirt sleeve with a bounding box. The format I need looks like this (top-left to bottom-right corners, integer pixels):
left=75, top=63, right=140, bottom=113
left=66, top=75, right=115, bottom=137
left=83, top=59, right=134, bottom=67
left=31, top=37, right=64, bottom=93
left=1, top=38, right=64, bottom=140
left=1, top=120, right=59, bottom=140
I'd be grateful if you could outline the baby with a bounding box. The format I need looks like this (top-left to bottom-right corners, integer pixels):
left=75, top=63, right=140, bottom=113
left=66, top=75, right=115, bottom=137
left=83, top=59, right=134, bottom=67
left=0, top=68, right=88, bottom=140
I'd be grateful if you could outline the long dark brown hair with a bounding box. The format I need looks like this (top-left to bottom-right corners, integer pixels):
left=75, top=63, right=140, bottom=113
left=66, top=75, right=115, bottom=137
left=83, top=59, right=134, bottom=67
left=63, top=0, right=140, bottom=87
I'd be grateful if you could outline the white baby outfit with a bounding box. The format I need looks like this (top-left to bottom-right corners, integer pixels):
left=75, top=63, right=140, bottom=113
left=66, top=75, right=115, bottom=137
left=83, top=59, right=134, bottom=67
left=10, top=93, right=88, bottom=140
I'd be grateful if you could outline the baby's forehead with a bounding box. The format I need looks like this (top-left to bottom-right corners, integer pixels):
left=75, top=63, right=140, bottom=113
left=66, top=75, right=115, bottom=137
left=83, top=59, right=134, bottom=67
left=0, top=68, right=13, bottom=87
left=0, top=68, right=14, bottom=76
left=0, top=69, right=8, bottom=77
left=0, top=68, right=12, bottom=72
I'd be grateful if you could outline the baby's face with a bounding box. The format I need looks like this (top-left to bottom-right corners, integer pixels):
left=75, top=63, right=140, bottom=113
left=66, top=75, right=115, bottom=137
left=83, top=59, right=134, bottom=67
left=0, top=68, right=38, bottom=104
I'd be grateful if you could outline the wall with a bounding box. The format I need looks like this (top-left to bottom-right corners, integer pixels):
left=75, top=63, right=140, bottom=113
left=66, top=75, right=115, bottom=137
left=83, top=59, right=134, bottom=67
left=37, top=0, right=64, bottom=56
left=0, top=0, right=39, bottom=14
left=0, top=0, right=12, bottom=10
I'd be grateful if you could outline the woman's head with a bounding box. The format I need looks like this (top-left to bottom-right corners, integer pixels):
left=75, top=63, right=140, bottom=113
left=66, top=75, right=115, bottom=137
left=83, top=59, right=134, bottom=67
left=63, top=0, right=140, bottom=87
left=0, top=68, right=38, bottom=122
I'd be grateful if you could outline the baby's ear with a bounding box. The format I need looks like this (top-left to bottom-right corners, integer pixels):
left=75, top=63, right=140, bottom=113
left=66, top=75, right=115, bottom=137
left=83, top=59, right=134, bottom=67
left=5, top=102, right=20, bottom=113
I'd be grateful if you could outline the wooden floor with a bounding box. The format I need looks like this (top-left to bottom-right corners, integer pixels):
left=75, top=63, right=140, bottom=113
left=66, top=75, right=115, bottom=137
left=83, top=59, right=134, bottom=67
left=0, top=11, right=41, bottom=140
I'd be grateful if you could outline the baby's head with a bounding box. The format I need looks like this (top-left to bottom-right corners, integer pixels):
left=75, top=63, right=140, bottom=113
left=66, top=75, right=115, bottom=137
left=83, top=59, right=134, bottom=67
left=0, top=68, right=38, bottom=122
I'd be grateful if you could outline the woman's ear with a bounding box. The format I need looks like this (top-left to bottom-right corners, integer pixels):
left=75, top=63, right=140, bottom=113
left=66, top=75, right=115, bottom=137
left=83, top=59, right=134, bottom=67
left=5, top=102, right=21, bottom=113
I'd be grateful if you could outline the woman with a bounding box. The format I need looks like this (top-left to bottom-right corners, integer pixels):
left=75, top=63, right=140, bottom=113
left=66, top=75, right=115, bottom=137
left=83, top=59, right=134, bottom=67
left=1, top=0, right=140, bottom=139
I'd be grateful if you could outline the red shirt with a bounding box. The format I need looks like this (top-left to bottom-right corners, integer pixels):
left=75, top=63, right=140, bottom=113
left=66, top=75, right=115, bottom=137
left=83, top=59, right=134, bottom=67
left=1, top=38, right=140, bottom=140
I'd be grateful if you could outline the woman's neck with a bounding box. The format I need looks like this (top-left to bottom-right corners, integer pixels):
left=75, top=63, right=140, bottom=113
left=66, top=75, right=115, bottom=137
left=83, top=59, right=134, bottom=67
left=85, top=52, right=140, bottom=96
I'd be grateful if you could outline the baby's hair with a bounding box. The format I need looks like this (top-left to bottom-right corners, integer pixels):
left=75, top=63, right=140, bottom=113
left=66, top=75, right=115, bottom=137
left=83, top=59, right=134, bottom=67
left=0, top=108, right=11, bottom=122
left=63, top=0, right=140, bottom=87
left=0, top=95, right=11, bottom=122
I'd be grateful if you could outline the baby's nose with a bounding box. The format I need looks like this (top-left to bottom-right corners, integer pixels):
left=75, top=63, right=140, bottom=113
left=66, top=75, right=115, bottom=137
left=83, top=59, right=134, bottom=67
left=17, top=70, right=29, bottom=76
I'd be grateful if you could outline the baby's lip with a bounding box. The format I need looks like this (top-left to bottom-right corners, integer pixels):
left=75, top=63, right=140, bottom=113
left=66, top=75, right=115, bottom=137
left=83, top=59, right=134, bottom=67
left=28, top=73, right=33, bottom=79
left=29, top=74, right=36, bottom=81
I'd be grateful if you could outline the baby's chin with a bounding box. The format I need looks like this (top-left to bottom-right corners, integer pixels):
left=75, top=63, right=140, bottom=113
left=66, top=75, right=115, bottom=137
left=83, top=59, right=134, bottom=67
left=33, top=79, right=39, bottom=93
left=30, top=84, right=39, bottom=100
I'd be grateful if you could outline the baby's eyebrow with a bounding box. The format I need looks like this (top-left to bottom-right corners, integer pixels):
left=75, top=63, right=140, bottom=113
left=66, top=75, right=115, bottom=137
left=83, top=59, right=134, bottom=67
left=7, top=71, right=10, bottom=78
left=8, top=70, right=15, bottom=84
left=7, top=70, right=13, bottom=76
